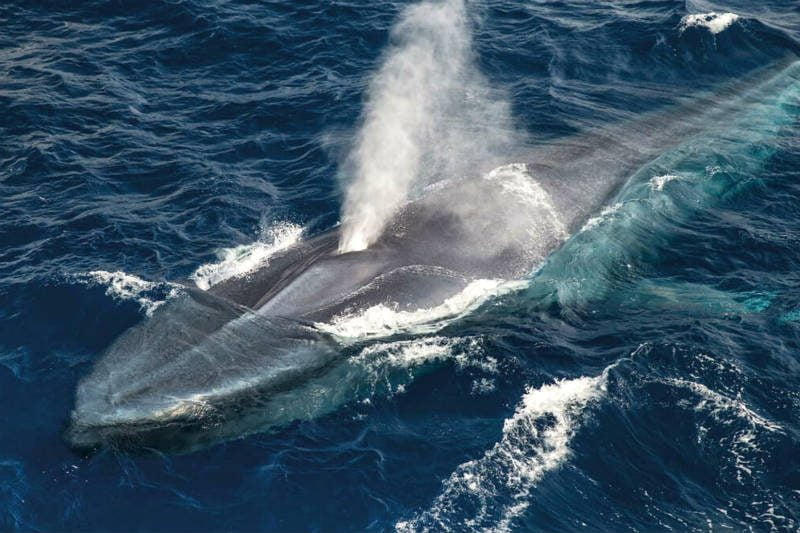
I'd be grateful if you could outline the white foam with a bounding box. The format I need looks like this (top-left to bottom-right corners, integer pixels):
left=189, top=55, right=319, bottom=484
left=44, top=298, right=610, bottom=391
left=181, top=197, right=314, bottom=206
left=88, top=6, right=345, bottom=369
left=354, top=336, right=490, bottom=374
left=354, top=337, right=459, bottom=369
left=77, top=270, right=181, bottom=316
left=190, top=222, right=303, bottom=289
left=680, top=12, right=740, bottom=34
left=579, top=202, right=623, bottom=233
left=349, top=336, right=491, bottom=396
left=667, top=378, right=781, bottom=484
left=471, top=377, right=496, bottom=395
left=399, top=373, right=607, bottom=532
left=650, top=173, right=680, bottom=191
left=316, top=279, right=527, bottom=340
left=668, top=379, right=781, bottom=433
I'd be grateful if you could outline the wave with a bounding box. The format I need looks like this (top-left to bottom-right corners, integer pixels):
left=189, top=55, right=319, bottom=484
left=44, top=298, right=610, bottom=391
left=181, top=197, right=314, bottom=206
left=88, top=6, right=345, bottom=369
left=190, top=222, right=303, bottom=289
left=578, top=202, right=623, bottom=233
left=398, top=370, right=610, bottom=532
left=665, top=378, right=782, bottom=484
left=316, top=279, right=527, bottom=340
left=532, top=60, right=800, bottom=310
left=649, top=173, right=681, bottom=191
left=399, top=340, right=794, bottom=533
left=680, top=12, right=741, bottom=35
left=74, top=270, right=181, bottom=316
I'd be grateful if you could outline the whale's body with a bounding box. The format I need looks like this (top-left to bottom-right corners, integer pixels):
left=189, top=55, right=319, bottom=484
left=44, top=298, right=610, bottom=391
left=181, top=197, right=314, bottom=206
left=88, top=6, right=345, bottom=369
left=67, top=60, right=800, bottom=453
left=67, top=169, right=567, bottom=452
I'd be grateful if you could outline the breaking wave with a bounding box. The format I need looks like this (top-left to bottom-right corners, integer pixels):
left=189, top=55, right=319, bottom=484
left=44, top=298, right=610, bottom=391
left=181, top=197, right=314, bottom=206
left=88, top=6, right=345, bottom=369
left=398, top=370, right=610, bottom=532
left=649, top=173, right=681, bottom=191
left=74, top=270, right=181, bottom=316
left=317, top=279, right=527, bottom=340
left=666, top=378, right=783, bottom=484
left=190, top=222, right=304, bottom=290
left=680, top=12, right=741, bottom=35
left=578, top=202, right=623, bottom=233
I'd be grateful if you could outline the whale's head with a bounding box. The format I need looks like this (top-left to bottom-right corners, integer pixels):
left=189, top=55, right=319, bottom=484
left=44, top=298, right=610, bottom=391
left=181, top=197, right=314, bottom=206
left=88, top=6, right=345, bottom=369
left=66, top=288, right=339, bottom=453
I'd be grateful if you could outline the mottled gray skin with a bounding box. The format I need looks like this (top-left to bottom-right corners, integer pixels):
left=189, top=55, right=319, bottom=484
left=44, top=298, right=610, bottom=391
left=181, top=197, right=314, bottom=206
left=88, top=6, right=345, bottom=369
left=66, top=61, right=795, bottom=453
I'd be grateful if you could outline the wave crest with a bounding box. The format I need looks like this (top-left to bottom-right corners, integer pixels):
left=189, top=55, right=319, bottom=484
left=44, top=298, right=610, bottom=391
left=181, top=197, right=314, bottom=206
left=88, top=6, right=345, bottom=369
left=75, top=271, right=181, bottom=316
left=398, top=373, right=607, bottom=532
left=190, top=222, right=303, bottom=290
left=680, top=12, right=741, bottom=34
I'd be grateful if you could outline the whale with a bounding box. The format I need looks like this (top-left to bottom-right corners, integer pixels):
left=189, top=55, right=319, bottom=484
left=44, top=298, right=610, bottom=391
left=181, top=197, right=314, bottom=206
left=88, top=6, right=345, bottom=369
left=66, top=59, right=800, bottom=453
left=66, top=165, right=567, bottom=453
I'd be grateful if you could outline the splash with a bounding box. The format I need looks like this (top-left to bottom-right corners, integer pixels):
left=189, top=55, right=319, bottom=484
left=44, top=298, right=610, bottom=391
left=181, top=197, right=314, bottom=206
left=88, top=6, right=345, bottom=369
left=338, top=0, right=518, bottom=252
left=398, top=373, right=607, bottom=532
left=649, top=173, right=680, bottom=191
left=316, top=279, right=527, bottom=340
left=680, top=12, right=740, bottom=34
left=76, top=270, right=181, bottom=316
left=579, top=202, right=623, bottom=233
left=190, top=222, right=303, bottom=289
left=483, top=163, right=568, bottom=241
left=349, top=336, right=490, bottom=396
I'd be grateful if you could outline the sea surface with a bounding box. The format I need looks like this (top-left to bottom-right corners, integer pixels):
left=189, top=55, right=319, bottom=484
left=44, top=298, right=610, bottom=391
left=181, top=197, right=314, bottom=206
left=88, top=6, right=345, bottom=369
left=2, top=0, right=800, bottom=531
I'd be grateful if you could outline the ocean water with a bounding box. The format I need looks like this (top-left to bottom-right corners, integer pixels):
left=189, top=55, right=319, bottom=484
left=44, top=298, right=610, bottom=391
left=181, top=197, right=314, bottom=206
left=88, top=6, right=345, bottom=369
left=2, top=0, right=800, bottom=531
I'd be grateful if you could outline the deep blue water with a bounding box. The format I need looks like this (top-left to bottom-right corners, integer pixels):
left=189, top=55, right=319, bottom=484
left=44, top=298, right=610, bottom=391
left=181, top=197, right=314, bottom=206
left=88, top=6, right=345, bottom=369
left=2, top=0, right=800, bottom=531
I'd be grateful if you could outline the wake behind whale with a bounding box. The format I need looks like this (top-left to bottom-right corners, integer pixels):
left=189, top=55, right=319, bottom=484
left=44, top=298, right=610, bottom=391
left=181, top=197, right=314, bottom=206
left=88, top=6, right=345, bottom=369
left=66, top=0, right=800, bottom=453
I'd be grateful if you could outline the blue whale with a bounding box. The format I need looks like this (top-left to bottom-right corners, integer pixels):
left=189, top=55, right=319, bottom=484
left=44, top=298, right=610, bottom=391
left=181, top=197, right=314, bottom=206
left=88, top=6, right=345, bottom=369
left=66, top=60, right=799, bottom=453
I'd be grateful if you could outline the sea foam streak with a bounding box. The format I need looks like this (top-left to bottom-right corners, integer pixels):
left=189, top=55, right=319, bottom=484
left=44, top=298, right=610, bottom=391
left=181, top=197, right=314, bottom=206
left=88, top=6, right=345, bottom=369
left=398, top=372, right=608, bottom=532
left=190, top=222, right=303, bottom=289
left=666, top=378, right=782, bottom=484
